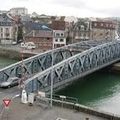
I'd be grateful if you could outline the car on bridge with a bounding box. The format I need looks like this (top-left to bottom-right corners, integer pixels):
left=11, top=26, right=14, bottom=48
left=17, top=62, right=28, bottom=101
left=0, top=77, right=19, bottom=88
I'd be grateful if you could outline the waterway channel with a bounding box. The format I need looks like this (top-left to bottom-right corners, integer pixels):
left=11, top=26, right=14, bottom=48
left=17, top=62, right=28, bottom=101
left=0, top=56, right=18, bottom=69
left=0, top=56, right=120, bottom=115
left=58, top=70, right=120, bottom=115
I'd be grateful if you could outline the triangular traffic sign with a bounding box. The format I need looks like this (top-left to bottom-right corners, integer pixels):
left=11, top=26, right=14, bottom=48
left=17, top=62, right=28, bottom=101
left=3, top=99, right=11, bottom=107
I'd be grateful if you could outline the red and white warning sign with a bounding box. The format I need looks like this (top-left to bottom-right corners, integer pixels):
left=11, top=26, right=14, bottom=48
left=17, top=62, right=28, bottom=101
left=3, top=99, right=11, bottom=107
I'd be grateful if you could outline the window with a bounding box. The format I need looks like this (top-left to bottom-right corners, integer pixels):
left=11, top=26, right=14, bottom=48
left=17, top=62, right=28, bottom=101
left=94, top=23, right=97, bottom=26
left=61, top=33, right=64, bottom=36
left=106, top=24, right=108, bottom=27
left=81, top=33, right=83, bottom=37
left=60, top=39, right=64, bottom=42
left=101, top=23, right=103, bottom=26
left=55, top=39, right=58, bottom=42
left=1, top=28, right=3, bottom=32
left=6, top=28, right=9, bottom=33
left=1, top=33, right=3, bottom=38
left=84, top=33, right=86, bottom=37
left=81, top=25, right=84, bottom=31
left=6, top=33, right=9, bottom=37
left=56, top=33, right=60, bottom=37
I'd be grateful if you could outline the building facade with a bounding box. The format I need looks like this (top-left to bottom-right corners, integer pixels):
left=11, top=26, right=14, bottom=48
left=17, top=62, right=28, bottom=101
left=0, top=14, right=16, bottom=44
left=91, top=21, right=116, bottom=41
left=72, top=19, right=116, bottom=43
left=73, top=19, right=90, bottom=43
left=24, top=22, right=53, bottom=51
left=51, top=20, right=66, bottom=48
left=10, top=7, right=28, bottom=16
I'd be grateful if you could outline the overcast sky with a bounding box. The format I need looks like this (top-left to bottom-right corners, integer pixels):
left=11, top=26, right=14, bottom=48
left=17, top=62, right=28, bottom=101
left=1, top=0, right=120, bottom=17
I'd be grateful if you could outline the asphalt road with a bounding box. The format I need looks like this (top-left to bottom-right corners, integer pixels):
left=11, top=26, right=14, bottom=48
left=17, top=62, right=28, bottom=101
left=0, top=86, right=20, bottom=104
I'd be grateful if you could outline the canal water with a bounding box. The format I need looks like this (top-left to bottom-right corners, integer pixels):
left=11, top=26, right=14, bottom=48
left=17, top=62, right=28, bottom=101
left=0, top=56, right=18, bottom=69
left=0, top=56, right=120, bottom=115
left=57, top=71, right=120, bottom=115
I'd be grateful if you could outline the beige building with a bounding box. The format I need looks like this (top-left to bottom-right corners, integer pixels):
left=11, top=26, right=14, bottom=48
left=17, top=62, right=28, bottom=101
left=91, top=21, right=116, bottom=41
left=0, top=14, right=16, bottom=44
left=10, top=7, right=28, bottom=16
left=72, top=19, right=116, bottom=43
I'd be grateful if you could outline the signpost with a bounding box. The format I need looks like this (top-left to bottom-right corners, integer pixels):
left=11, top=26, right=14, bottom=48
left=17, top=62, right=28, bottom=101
left=3, top=99, right=11, bottom=108
left=2, top=99, right=11, bottom=120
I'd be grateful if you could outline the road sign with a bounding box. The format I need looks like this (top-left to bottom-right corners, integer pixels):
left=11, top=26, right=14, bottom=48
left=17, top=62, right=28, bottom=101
left=3, top=99, right=11, bottom=107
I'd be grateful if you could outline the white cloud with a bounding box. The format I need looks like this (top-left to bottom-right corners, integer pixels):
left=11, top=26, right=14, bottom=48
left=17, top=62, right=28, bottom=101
left=0, top=0, right=120, bottom=17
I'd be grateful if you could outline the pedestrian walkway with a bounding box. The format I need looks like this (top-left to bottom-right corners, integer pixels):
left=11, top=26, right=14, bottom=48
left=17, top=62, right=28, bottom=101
left=1, top=98, right=108, bottom=120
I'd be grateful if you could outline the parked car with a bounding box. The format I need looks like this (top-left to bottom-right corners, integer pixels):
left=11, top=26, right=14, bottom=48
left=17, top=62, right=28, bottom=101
left=0, top=77, right=19, bottom=88
left=20, top=42, right=27, bottom=48
left=12, top=41, right=17, bottom=45
left=26, top=42, right=36, bottom=49
left=20, top=42, right=36, bottom=49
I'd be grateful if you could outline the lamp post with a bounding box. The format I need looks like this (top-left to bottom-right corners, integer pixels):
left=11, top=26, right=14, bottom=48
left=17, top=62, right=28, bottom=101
left=50, top=38, right=54, bottom=107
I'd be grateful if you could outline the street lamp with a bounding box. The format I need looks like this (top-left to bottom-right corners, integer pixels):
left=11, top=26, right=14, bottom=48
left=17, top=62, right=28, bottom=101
left=50, top=38, right=54, bottom=107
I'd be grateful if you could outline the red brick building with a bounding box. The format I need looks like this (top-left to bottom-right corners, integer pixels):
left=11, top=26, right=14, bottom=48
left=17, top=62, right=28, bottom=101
left=24, top=22, right=53, bottom=51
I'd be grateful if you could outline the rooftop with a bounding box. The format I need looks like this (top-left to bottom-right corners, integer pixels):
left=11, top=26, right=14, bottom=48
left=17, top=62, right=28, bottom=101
left=24, top=22, right=52, bottom=31
left=0, top=13, right=13, bottom=26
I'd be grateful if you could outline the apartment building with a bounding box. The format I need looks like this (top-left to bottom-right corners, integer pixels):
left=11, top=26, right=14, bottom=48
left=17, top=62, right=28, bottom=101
left=51, top=20, right=66, bottom=48
left=0, top=14, right=16, bottom=44
left=72, top=19, right=116, bottom=43
left=91, top=20, right=116, bottom=41
left=10, top=7, right=28, bottom=16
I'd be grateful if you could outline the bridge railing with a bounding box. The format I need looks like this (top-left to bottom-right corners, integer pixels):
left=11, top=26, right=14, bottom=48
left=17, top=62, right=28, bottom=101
left=25, top=40, right=120, bottom=93
left=0, top=39, right=111, bottom=83
left=0, top=42, right=81, bottom=82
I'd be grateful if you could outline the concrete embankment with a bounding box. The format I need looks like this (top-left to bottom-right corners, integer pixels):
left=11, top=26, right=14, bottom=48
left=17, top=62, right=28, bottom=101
left=50, top=98, right=120, bottom=120
left=111, top=62, right=120, bottom=72
left=0, top=47, right=36, bottom=60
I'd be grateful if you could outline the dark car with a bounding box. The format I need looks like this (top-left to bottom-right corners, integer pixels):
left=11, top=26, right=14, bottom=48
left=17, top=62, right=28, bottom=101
left=0, top=77, right=19, bottom=88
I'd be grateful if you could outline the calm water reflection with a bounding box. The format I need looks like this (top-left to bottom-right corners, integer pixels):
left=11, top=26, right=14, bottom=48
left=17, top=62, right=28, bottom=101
left=57, top=71, right=120, bottom=115
left=0, top=56, right=18, bottom=69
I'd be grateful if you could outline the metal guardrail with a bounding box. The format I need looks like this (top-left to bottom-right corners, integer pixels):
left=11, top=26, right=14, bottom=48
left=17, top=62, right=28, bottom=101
left=35, top=93, right=120, bottom=120
left=46, top=94, right=78, bottom=104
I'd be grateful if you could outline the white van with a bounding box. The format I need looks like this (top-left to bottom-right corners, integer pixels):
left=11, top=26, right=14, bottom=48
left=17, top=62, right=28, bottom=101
left=26, top=42, right=36, bottom=49
left=21, top=42, right=36, bottom=49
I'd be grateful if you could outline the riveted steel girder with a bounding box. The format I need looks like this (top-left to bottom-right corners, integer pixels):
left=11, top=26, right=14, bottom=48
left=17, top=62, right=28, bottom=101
left=0, top=39, right=111, bottom=83
left=25, top=40, right=120, bottom=93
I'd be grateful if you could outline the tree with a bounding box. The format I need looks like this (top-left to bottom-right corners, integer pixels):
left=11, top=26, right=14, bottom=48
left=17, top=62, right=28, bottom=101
left=17, top=25, right=23, bottom=43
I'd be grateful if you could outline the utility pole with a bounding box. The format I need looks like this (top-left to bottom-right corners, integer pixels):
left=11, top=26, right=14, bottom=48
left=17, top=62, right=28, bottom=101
left=50, top=37, right=54, bottom=107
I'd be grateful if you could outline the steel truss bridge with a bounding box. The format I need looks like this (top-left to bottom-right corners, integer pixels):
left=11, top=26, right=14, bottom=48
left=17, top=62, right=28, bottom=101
left=0, top=40, right=120, bottom=93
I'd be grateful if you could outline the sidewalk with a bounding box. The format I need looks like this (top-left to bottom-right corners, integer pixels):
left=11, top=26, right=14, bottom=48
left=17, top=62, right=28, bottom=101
left=0, top=98, right=108, bottom=120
